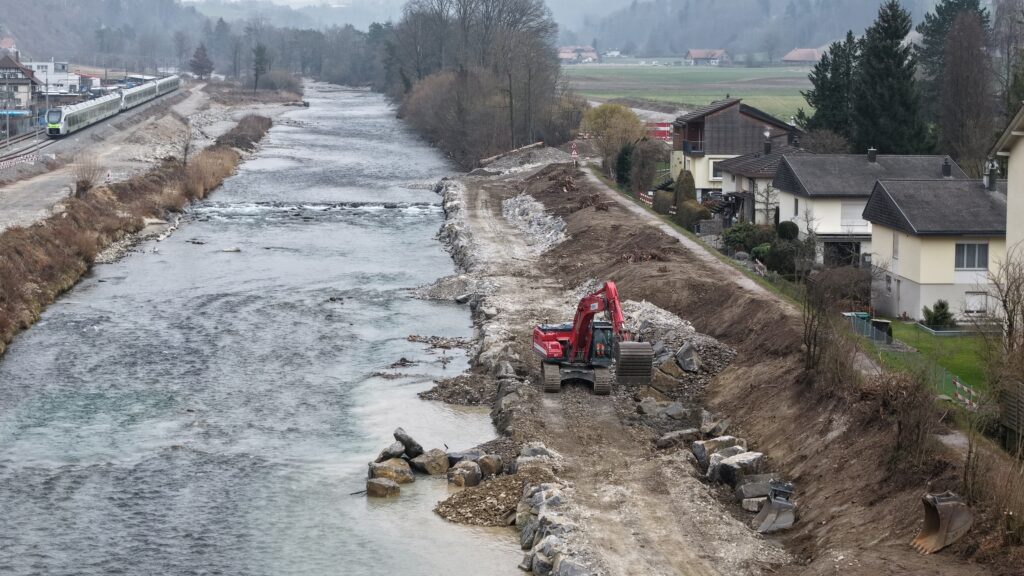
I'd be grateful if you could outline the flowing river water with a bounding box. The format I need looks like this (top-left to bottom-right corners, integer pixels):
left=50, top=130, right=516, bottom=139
left=0, top=84, right=521, bottom=575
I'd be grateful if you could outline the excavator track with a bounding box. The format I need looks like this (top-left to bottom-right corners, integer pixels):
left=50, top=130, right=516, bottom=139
left=542, top=362, right=562, bottom=393
left=593, top=367, right=612, bottom=396
left=616, top=341, right=655, bottom=386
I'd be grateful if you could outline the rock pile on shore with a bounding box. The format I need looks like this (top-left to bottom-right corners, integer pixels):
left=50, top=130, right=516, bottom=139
left=649, top=405, right=797, bottom=533
left=502, top=194, right=567, bottom=254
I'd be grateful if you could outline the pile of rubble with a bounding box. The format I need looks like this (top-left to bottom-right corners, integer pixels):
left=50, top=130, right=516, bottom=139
left=365, top=428, right=508, bottom=498
left=418, top=373, right=497, bottom=406
left=484, top=146, right=574, bottom=174
left=502, top=194, right=567, bottom=254
left=644, top=404, right=797, bottom=534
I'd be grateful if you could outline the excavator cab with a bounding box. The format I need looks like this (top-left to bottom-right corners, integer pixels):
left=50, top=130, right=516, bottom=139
left=590, top=322, right=615, bottom=367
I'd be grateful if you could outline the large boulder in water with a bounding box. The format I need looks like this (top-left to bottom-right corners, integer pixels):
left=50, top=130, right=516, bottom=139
left=368, top=458, right=415, bottom=484
left=410, top=448, right=449, bottom=475
left=447, top=460, right=482, bottom=487
left=374, top=441, right=405, bottom=463
left=366, top=478, right=400, bottom=498
left=447, top=448, right=486, bottom=466
left=393, top=427, right=424, bottom=459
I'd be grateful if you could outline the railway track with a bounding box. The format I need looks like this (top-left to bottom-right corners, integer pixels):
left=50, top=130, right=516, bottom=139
left=0, top=135, right=55, bottom=165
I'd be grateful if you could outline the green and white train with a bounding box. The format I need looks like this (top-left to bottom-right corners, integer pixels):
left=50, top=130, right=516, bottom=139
left=46, top=75, right=181, bottom=137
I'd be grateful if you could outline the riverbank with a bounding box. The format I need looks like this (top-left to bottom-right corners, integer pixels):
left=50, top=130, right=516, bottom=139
left=420, top=149, right=995, bottom=575
left=0, top=115, right=273, bottom=356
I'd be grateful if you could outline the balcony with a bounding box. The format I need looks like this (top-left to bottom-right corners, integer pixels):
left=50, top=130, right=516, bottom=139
left=681, top=139, right=705, bottom=156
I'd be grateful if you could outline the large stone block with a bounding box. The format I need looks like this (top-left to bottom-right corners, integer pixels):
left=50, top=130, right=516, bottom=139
left=717, top=451, right=765, bottom=487
left=655, top=428, right=701, bottom=450
left=447, top=460, right=482, bottom=487
left=691, top=435, right=745, bottom=468
left=368, top=458, right=415, bottom=484
left=393, top=427, right=424, bottom=459
left=366, top=478, right=400, bottom=498
left=410, top=448, right=450, bottom=475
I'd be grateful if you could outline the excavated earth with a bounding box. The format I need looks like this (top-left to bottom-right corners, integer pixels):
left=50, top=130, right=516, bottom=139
left=419, top=154, right=999, bottom=575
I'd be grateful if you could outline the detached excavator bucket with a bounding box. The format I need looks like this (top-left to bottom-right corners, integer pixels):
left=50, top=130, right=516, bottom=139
left=616, top=341, right=654, bottom=386
left=752, top=481, right=796, bottom=534
left=911, top=491, right=974, bottom=554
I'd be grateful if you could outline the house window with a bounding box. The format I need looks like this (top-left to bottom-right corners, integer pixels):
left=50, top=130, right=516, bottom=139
left=886, top=275, right=893, bottom=295
left=710, top=161, right=722, bottom=181
left=840, top=202, right=867, bottom=227
left=793, top=197, right=799, bottom=217
left=965, top=292, right=988, bottom=314
left=893, top=231, right=899, bottom=260
left=955, top=242, right=988, bottom=270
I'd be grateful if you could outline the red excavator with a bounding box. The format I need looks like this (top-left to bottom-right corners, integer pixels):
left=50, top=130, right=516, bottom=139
left=532, top=281, right=654, bottom=395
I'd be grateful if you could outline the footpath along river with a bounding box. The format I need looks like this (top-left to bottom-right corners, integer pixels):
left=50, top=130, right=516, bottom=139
left=0, top=84, right=521, bottom=575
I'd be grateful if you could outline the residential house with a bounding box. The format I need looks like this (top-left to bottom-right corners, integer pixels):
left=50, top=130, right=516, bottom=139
left=991, top=107, right=1024, bottom=256
left=557, top=46, right=599, bottom=63
left=773, top=150, right=968, bottom=266
left=717, top=142, right=809, bottom=225
left=670, top=98, right=796, bottom=200
left=0, top=54, right=40, bottom=135
left=863, top=176, right=1006, bottom=320
left=781, top=48, right=821, bottom=65
left=685, top=49, right=730, bottom=66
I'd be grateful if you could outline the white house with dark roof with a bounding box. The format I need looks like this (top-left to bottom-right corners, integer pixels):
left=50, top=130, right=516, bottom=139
left=717, top=142, right=809, bottom=225
left=991, top=107, right=1024, bottom=256
left=772, top=149, right=969, bottom=266
left=862, top=176, right=1006, bottom=320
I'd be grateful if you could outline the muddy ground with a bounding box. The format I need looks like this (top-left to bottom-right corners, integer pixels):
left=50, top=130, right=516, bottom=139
left=422, top=155, right=1004, bottom=575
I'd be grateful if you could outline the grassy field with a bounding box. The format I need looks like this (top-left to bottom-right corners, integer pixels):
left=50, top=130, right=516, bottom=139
left=564, top=64, right=812, bottom=119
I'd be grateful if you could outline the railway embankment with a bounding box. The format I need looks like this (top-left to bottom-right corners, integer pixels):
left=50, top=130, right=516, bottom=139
left=0, top=115, right=273, bottom=357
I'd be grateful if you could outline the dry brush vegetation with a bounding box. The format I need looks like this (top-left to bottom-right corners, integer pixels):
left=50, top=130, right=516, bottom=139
left=0, top=115, right=272, bottom=356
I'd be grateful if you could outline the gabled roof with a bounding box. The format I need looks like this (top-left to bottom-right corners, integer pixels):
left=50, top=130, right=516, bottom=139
left=0, top=55, right=39, bottom=84
left=782, top=48, right=821, bottom=62
left=673, top=98, right=794, bottom=132
left=863, top=179, right=1007, bottom=236
left=773, top=154, right=969, bottom=198
left=993, top=104, right=1024, bottom=157
left=717, top=145, right=810, bottom=178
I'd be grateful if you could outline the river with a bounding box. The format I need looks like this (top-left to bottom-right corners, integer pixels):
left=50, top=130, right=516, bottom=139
left=0, top=84, right=521, bottom=575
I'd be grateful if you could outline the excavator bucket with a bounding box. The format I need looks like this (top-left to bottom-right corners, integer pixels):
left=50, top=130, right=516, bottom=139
left=911, top=491, right=974, bottom=554
left=752, top=481, right=796, bottom=534
left=616, top=341, right=654, bottom=386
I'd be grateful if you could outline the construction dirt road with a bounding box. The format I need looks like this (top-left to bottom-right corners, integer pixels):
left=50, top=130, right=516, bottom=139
left=425, top=149, right=999, bottom=575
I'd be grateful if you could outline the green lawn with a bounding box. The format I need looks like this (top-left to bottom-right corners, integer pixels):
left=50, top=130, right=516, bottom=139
left=877, top=322, right=988, bottom=392
left=564, top=64, right=812, bottom=119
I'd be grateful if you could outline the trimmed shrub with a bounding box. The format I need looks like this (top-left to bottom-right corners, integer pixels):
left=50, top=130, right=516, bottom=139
left=673, top=199, right=711, bottom=230
left=615, top=143, right=634, bottom=187
left=765, top=239, right=799, bottom=275
left=777, top=220, right=799, bottom=240
left=723, top=222, right=778, bottom=252
left=652, top=190, right=674, bottom=214
left=675, top=170, right=696, bottom=203
left=751, top=242, right=772, bottom=261
left=922, top=299, right=956, bottom=327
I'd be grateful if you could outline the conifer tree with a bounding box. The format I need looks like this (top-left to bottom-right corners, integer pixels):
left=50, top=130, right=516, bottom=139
left=798, top=31, right=858, bottom=138
left=851, top=0, right=928, bottom=154
left=916, top=0, right=990, bottom=120
left=189, top=43, right=214, bottom=80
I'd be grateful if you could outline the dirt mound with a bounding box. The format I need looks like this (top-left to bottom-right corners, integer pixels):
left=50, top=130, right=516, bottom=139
left=435, top=468, right=556, bottom=526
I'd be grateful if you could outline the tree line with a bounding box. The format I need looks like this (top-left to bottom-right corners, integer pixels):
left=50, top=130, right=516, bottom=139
left=798, top=0, right=1024, bottom=177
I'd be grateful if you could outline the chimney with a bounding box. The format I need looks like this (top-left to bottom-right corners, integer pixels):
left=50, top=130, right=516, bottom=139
left=942, top=158, right=952, bottom=178
left=867, top=148, right=877, bottom=163
left=986, top=160, right=999, bottom=192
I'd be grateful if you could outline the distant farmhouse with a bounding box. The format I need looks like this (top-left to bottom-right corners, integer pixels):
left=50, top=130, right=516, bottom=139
left=782, top=48, right=822, bottom=65
left=558, top=46, right=599, bottom=64
left=685, top=49, right=730, bottom=66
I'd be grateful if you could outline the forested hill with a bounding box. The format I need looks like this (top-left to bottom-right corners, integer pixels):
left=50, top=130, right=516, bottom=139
left=568, top=0, right=942, bottom=57
left=0, top=0, right=208, bottom=62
